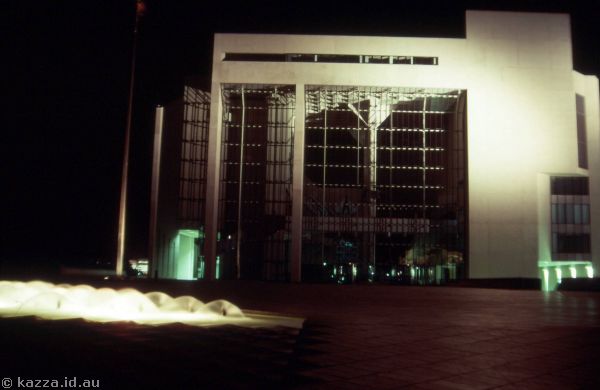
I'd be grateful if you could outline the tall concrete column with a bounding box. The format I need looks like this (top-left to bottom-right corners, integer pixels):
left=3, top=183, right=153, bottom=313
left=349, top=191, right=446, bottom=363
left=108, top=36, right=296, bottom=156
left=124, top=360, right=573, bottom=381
left=148, top=106, right=164, bottom=278
left=204, top=82, right=223, bottom=280
left=290, top=84, right=305, bottom=282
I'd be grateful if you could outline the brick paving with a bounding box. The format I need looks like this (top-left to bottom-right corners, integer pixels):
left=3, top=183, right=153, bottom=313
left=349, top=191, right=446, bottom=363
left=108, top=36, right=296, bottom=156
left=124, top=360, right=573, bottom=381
left=1, top=280, right=599, bottom=389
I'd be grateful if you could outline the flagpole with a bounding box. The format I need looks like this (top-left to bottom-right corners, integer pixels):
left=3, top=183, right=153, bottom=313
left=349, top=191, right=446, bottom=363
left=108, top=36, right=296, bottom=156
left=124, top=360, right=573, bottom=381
left=116, top=1, right=144, bottom=276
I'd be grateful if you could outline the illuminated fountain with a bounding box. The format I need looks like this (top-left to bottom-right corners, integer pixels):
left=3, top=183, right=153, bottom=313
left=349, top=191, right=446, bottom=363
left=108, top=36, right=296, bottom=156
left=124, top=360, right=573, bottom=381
left=0, top=280, right=301, bottom=328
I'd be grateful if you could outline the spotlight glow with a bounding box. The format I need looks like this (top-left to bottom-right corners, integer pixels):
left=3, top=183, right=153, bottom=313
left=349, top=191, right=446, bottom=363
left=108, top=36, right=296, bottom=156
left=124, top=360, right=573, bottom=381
left=586, top=266, right=594, bottom=279
left=542, top=268, right=550, bottom=291
left=0, top=280, right=299, bottom=328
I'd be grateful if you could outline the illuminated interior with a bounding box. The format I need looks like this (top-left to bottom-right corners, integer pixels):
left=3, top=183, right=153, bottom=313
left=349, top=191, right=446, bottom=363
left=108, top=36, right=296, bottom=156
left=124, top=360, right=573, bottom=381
left=302, top=86, right=467, bottom=284
left=150, top=87, right=211, bottom=280
left=174, top=229, right=200, bottom=280
left=218, top=85, right=295, bottom=280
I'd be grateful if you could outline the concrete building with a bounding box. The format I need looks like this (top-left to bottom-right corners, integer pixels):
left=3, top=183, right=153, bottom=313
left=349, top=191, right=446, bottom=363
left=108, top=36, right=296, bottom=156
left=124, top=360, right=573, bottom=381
left=149, top=10, right=599, bottom=290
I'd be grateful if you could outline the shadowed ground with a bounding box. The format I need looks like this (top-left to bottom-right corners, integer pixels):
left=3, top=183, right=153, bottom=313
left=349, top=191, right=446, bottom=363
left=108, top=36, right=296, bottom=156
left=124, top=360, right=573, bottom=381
left=1, top=279, right=599, bottom=389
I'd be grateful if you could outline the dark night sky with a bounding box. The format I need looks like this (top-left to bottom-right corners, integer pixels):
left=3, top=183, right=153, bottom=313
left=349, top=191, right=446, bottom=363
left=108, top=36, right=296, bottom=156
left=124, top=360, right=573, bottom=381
left=2, top=0, right=599, bottom=267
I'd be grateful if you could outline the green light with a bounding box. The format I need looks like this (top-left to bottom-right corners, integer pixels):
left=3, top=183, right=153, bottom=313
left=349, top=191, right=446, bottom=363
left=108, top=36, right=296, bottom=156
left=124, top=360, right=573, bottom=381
left=216, top=256, right=221, bottom=280
left=538, top=260, right=592, bottom=267
left=175, top=230, right=198, bottom=280
left=538, top=261, right=594, bottom=291
left=586, top=265, right=594, bottom=278
left=198, top=256, right=205, bottom=279
left=542, top=268, right=550, bottom=292
left=178, top=229, right=200, bottom=238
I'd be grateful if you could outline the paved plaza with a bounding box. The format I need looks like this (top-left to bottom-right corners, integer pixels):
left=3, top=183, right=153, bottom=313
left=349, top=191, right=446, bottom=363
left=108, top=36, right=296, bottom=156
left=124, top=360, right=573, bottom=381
left=1, top=279, right=599, bottom=389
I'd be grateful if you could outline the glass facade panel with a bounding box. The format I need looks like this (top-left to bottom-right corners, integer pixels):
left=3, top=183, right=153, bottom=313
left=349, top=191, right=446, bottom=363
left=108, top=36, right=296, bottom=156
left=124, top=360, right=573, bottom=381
left=178, top=88, right=210, bottom=228
left=550, top=176, right=591, bottom=260
left=551, top=176, right=589, bottom=195
left=573, top=204, right=582, bottom=224
left=582, top=204, right=590, bottom=224
left=218, top=84, right=295, bottom=280
left=302, top=86, right=467, bottom=284
left=556, top=233, right=591, bottom=253
left=565, top=204, right=574, bottom=224
left=223, top=53, right=439, bottom=66
left=576, top=94, right=588, bottom=169
left=173, top=88, right=210, bottom=279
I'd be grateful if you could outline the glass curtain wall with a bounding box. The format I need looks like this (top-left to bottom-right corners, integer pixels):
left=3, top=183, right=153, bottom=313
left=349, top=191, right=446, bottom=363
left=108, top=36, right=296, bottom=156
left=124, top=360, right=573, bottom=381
left=175, top=87, right=210, bottom=279
left=178, top=87, right=210, bottom=227
left=219, top=84, right=295, bottom=280
left=551, top=176, right=591, bottom=260
left=302, top=86, right=467, bottom=284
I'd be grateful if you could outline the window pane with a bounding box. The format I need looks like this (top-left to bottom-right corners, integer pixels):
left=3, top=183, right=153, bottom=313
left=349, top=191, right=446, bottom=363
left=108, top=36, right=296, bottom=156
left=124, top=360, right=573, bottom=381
left=556, top=233, right=591, bottom=254
left=576, top=94, right=588, bottom=169
left=565, top=204, right=574, bottom=224
left=557, top=204, right=565, bottom=224
left=551, top=177, right=589, bottom=195
left=582, top=204, right=590, bottom=224
left=573, top=204, right=582, bottom=224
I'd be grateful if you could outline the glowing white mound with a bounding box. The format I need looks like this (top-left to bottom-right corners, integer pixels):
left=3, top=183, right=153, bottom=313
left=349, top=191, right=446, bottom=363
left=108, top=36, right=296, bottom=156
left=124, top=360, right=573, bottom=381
left=0, top=280, right=246, bottom=326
